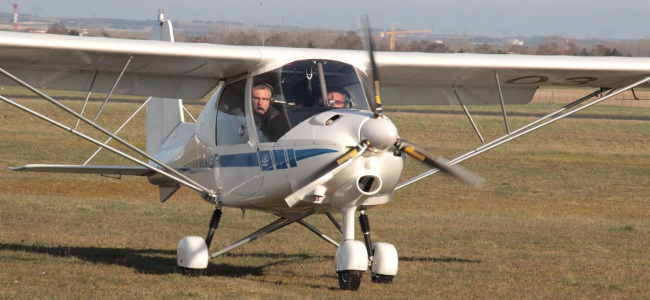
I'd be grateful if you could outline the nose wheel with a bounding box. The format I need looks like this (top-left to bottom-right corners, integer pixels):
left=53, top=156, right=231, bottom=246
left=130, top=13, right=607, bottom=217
left=338, top=270, right=363, bottom=290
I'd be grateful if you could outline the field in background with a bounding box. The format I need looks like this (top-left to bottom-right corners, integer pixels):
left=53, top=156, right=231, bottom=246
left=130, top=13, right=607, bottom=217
left=0, top=96, right=649, bottom=299
left=533, top=88, right=650, bottom=108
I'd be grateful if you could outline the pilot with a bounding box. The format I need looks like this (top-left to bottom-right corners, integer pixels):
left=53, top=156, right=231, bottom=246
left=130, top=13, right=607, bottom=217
left=327, top=88, right=351, bottom=108
left=252, top=83, right=289, bottom=142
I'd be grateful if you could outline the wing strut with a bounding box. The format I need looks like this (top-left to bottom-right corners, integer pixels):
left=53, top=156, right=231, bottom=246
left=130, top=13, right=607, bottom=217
left=0, top=67, right=217, bottom=199
left=74, top=71, right=99, bottom=130
left=94, top=56, right=133, bottom=122
left=453, top=85, right=484, bottom=144
left=0, top=94, right=206, bottom=194
left=84, top=97, right=152, bottom=165
left=396, top=76, right=649, bottom=190
left=494, top=70, right=511, bottom=136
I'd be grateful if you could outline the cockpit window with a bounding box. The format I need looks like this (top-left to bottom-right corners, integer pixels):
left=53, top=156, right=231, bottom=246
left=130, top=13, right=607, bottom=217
left=252, top=60, right=370, bottom=143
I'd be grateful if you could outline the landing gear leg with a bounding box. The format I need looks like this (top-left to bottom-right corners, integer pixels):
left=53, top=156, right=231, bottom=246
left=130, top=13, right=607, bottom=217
left=335, top=207, right=367, bottom=291
left=359, top=210, right=373, bottom=260
left=177, top=206, right=221, bottom=276
left=360, top=210, right=398, bottom=284
left=205, top=206, right=222, bottom=249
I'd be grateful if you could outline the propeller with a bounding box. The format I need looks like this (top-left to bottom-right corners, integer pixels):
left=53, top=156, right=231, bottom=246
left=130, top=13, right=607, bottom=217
left=359, top=15, right=383, bottom=119
left=285, top=140, right=371, bottom=207
left=358, top=15, right=484, bottom=189
left=396, top=139, right=485, bottom=188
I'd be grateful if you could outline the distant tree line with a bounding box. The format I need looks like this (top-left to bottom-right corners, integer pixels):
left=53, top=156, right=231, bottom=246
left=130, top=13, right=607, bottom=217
left=41, top=23, right=640, bottom=57
left=178, top=30, right=630, bottom=56
left=46, top=23, right=110, bottom=37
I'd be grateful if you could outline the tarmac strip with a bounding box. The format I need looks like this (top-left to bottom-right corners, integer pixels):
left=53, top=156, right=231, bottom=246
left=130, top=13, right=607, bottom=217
left=384, top=108, right=650, bottom=122
left=4, top=95, right=650, bottom=122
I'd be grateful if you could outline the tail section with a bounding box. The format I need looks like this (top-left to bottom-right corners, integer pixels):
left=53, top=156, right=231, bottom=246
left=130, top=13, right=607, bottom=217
left=146, top=98, right=184, bottom=155
left=146, top=11, right=185, bottom=202
left=146, top=14, right=184, bottom=156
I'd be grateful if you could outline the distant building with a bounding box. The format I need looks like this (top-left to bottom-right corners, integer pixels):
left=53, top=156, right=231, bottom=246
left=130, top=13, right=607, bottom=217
left=510, top=39, right=524, bottom=46
left=26, top=28, right=47, bottom=34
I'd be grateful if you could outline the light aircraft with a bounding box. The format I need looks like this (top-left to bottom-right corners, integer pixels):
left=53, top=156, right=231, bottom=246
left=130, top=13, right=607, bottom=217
left=1, top=11, right=649, bottom=291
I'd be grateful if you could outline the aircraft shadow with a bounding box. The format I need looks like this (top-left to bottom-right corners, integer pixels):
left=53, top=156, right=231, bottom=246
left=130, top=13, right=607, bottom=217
left=399, top=256, right=482, bottom=263
left=0, top=243, right=480, bottom=279
left=0, top=243, right=328, bottom=277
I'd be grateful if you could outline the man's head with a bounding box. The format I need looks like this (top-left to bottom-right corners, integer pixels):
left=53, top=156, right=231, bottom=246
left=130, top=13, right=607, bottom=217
left=327, top=88, right=349, bottom=108
left=252, top=84, right=273, bottom=114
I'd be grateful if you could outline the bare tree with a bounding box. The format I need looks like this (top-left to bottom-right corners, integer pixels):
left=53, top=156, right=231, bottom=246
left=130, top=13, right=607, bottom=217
left=330, top=31, right=363, bottom=50
left=536, top=42, right=564, bottom=55
left=100, top=29, right=111, bottom=38
left=473, top=43, right=492, bottom=54
left=46, top=23, right=69, bottom=35
left=264, top=33, right=286, bottom=47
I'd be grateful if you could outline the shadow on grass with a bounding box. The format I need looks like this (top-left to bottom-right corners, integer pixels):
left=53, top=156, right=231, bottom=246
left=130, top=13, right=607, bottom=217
left=400, top=256, right=482, bottom=263
left=0, top=243, right=480, bottom=280
left=0, top=243, right=327, bottom=277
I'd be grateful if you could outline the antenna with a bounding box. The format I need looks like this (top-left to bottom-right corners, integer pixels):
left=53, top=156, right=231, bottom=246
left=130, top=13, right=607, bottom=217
left=260, top=1, right=265, bottom=46
left=158, top=8, right=165, bottom=25
left=12, top=3, right=19, bottom=32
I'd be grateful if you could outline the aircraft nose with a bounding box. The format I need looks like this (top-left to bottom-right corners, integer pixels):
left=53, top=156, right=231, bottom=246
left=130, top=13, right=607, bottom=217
left=360, top=117, right=398, bottom=150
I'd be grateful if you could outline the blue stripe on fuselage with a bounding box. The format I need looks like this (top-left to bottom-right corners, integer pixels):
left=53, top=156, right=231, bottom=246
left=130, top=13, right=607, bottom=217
left=287, top=149, right=297, bottom=168
left=258, top=150, right=274, bottom=171
left=218, top=148, right=337, bottom=170
left=295, top=148, right=338, bottom=161
left=219, top=152, right=259, bottom=167
left=273, top=150, right=288, bottom=169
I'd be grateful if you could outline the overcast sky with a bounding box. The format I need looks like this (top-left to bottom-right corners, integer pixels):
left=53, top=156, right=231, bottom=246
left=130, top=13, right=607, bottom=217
left=2, top=0, right=649, bottom=39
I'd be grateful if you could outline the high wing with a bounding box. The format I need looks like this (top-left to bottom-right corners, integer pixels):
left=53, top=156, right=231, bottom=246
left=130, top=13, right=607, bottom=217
left=0, top=31, right=263, bottom=100
left=375, top=52, right=650, bottom=105
left=1, top=31, right=650, bottom=103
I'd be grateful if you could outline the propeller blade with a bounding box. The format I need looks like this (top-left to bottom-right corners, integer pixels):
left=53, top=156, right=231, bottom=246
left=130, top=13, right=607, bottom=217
left=359, top=15, right=383, bottom=118
left=397, top=139, right=485, bottom=188
left=285, top=140, right=371, bottom=207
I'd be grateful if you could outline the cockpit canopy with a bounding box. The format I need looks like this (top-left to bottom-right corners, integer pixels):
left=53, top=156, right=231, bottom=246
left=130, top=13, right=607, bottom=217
left=252, top=60, right=372, bottom=143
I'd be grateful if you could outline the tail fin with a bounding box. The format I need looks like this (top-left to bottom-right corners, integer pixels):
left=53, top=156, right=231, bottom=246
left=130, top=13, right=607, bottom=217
left=146, top=18, right=184, bottom=155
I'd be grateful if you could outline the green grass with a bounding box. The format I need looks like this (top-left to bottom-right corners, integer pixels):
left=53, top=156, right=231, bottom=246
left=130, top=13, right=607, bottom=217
left=1, top=96, right=649, bottom=299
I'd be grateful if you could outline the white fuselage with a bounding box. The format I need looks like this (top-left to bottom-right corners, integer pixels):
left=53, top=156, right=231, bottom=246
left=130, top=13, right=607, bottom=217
left=151, top=76, right=406, bottom=217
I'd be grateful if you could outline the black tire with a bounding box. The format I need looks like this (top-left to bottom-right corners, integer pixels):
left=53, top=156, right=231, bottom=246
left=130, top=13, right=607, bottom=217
left=338, top=270, right=363, bottom=291
left=180, top=267, right=204, bottom=277
left=371, top=272, right=394, bottom=284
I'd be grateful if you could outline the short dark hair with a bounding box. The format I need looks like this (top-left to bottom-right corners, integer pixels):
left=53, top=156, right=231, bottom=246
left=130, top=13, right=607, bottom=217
left=253, top=83, right=274, bottom=95
left=327, top=87, right=349, bottom=100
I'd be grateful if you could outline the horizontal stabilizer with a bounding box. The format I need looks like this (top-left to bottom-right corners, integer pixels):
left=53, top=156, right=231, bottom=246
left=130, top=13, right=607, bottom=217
left=9, top=164, right=152, bottom=176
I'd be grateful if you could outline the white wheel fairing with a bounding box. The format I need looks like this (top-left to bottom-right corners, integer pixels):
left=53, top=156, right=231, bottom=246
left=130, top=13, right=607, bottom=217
left=335, top=240, right=368, bottom=272
left=371, top=242, right=398, bottom=276
left=177, top=236, right=209, bottom=269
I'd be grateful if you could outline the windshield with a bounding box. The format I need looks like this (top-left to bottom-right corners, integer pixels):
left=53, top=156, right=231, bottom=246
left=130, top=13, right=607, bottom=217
left=251, top=60, right=371, bottom=143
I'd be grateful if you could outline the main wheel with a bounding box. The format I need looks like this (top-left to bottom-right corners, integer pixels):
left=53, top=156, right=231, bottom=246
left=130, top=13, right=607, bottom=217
left=338, top=270, right=363, bottom=291
left=371, top=272, right=394, bottom=284
left=180, top=267, right=204, bottom=277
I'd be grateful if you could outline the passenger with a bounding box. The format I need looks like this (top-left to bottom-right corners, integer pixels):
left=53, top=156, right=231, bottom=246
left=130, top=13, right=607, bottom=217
left=327, top=88, right=350, bottom=108
left=252, top=83, right=289, bottom=142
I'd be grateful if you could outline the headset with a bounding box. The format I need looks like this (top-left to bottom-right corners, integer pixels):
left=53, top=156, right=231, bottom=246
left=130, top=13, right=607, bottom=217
left=252, top=83, right=275, bottom=103
left=325, top=87, right=353, bottom=108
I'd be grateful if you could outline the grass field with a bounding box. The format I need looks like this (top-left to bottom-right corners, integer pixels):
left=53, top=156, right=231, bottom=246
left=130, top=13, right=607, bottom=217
left=1, top=95, right=649, bottom=299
